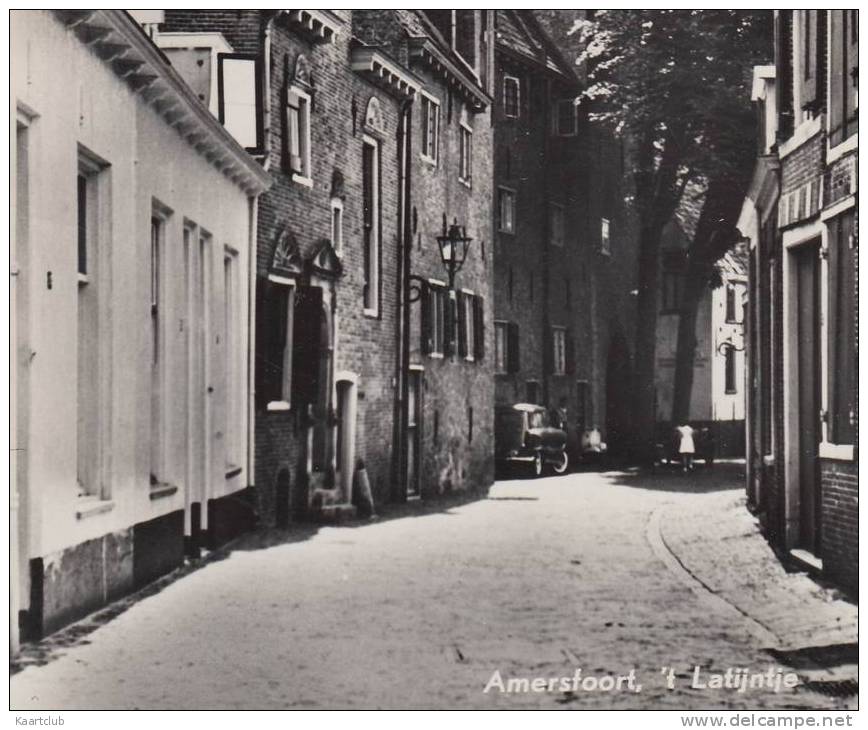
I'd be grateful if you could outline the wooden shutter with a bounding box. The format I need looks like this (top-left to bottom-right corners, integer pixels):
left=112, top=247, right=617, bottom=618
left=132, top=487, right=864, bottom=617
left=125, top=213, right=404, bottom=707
left=362, top=144, right=374, bottom=306
left=829, top=11, right=846, bottom=146
left=255, top=283, right=285, bottom=407
left=830, top=212, right=856, bottom=443
left=457, top=293, right=468, bottom=357
left=420, top=280, right=432, bottom=355
left=776, top=10, right=795, bottom=138
left=800, top=10, right=818, bottom=110
left=292, top=285, right=323, bottom=407
left=507, top=322, right=520, bottom=373
left=565, top=330, right=576, bottom=375
left=845, top=10, right=858, bottom=138
left=473, top=295, right=485, bottom=361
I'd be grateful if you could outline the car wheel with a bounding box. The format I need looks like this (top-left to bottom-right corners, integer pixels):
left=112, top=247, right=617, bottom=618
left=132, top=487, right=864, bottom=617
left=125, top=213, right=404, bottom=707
left=530, top=452, right=543, bottom=478
left=552, top=450, right=569, bottom=475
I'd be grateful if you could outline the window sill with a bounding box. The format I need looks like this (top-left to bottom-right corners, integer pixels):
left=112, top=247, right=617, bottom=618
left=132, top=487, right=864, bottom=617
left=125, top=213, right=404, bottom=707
left=464, top=355, right=475, bottom=363
left=363, top=308, right=379, bottom=319
left=291, top=173, right=313, bottom=189
left=819, top=443, right=854, bottom=461
left=458, top=178, right=472, bottom=190
left=499, top=229, right=515, bottom=236
left=77, top=273, right=89, bottom=285
left=76, top=496, right=115, bottom=520
left=827, top=133, right=857, bottom=164
left=225, top=464, right=242, bottom=479
left=428, top=352, right=444, bottom=360
left=266, top=401, right=291, bottom=412
left=762, top=454, right=775, bottom=466
left=149, top=483, right=179, bottom=501
left=420, top=153, right=437, bottom=167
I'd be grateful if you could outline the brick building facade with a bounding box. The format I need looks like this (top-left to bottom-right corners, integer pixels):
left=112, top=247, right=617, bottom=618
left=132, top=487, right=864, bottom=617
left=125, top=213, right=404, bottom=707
left=160, top=10, right=495, bottom=522
left=492, top=10, right=637, bottom=465
left=740, top=11, right=857, bottom=591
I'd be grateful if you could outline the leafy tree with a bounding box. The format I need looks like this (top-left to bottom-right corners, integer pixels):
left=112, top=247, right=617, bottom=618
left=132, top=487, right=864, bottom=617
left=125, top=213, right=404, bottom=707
left=571, top=9, right=772, bottom=457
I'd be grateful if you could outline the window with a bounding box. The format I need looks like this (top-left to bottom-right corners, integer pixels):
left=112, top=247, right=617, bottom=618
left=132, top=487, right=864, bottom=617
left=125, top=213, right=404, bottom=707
left=725, top=284, right=738, bottom=322
left=828, top=211, right=856, bottom=444
left=217, top=54, right=262, bottom=152
left=503, top=75, right=520, bottom=118
left=551, top=327, right=567, bottom=376
left=256, top=280, right=295, bottom=409
left=77, top=153, right=108, bottom=497
left=459, top=123, right=472, bottom=186
left=425, top=10, right=480, bottom=76
left=421, top=94, right=440, bottom=163
left=549, top=203, right=565, bottom=247
left=498, top=187, right=516, bottom=234
left=829, top=10, right=858, bottom=147
left=494, top=321, right=508, bottom=374
left=363, top=136, right=380, bottom=315
left=421, top=281, right=447, bottom=357
left=456, top=291, right=484, bottom=362
left=724, top=345, right=737, bottom=394
left=554, top=99, right=578, bottom=136
left=285, top=85, right=312, bottom=183
left=330, top=198, right=343, bottom=256
left=600, top=218, right=611, bottom=255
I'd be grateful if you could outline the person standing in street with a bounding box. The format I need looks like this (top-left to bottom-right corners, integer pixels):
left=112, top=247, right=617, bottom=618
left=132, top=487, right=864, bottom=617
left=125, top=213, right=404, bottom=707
left=676, top=424, right=695, bottom=473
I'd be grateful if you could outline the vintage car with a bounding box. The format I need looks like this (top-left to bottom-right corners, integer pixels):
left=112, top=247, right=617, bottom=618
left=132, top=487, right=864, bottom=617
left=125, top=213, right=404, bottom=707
left=495, top=403, right=569, bottom=477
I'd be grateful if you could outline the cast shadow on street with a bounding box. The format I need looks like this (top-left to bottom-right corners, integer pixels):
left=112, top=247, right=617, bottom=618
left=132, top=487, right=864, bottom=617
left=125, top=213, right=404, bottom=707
left=10, top=486, right=490, bottom=675
left=597, top=459, right=745, bottom=494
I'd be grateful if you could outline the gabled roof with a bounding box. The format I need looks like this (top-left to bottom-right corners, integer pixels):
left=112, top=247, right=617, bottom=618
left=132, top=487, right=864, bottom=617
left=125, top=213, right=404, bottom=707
left=495, top=10, right=576, bottom=82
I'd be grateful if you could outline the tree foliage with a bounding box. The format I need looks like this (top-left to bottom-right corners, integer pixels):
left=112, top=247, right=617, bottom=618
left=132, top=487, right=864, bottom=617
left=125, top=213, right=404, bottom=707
left=569, top=10, right=772, bottom=453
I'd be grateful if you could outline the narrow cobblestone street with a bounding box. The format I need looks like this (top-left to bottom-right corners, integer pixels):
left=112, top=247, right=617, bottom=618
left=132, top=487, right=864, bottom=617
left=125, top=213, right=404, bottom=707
left=11, top=464, right=856, bottom=711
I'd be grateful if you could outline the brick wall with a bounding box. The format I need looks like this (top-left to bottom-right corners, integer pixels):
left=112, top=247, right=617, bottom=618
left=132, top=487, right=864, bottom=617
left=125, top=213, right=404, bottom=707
left=820, top=459, right=858, bottom=590
left=779, top=133, right=824, bottom=195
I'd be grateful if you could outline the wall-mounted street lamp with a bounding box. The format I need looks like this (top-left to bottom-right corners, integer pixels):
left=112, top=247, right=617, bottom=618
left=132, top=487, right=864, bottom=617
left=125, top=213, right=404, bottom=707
left=435, top=215, right=473, bottom=290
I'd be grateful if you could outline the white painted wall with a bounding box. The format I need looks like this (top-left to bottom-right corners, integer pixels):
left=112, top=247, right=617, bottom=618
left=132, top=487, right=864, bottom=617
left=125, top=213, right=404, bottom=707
left=11, top=12, right=253, bottom=563
left=710, top=277, right=747, bottom=422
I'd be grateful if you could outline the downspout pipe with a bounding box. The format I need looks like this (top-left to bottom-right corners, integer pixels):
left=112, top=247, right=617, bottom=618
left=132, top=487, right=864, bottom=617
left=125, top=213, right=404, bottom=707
left=392, top=97, right=413, bottom=501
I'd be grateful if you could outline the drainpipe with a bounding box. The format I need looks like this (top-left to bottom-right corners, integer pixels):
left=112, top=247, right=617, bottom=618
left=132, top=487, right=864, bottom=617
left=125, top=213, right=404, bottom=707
left=392, top=97, right=413, bottom=501
left=246, top=194, right=259, bottom=494
left=542, top=76, right=552, bottom=407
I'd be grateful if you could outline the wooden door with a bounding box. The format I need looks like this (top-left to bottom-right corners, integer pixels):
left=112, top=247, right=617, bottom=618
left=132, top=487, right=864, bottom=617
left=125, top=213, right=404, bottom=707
left=795, top=243, right=821, bottom=553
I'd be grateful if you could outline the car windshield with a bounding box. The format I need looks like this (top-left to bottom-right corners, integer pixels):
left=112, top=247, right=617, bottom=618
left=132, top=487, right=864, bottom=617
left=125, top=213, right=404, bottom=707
left=528, top=410, right=548, bottom=429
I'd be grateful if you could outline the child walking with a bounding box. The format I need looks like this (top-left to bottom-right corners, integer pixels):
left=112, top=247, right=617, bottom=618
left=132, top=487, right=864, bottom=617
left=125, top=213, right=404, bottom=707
left=676, top=423, right=695, bottom=472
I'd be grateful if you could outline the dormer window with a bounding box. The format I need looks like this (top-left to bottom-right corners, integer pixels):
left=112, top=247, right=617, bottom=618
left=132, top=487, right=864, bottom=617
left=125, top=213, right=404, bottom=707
left=217, top=53, right=263, bottom=153
left=423, top=10, right=480, bottom=78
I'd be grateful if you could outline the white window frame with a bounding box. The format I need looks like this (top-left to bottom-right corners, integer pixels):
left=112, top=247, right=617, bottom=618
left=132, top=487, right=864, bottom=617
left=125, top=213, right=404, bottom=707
left=498, top=186, right=516, bottom=234
left=287, top=85, right=313, bottom=187
left=549, top=203, right=565, bottom=247
left=552, top=326, right=567, bottom=376
left=600, top=218, right=611, bottom=256
left=494, top=320, right=508, bottom=375
left=503, top=75, right=520, bottom=118
left=363, top=134, right=381, bottom=317
left=427, top=278, right=446, bottom=358
left=265, top=273, right=296, bottom=411
left=461, top=288, right=475, bottom=362
left=150, top=202, right=173, bottom=487
left=420, top=91, right=440, bottom=165
left=458, top=122, right=472, bottom=188
left=330, top=197, right=343, bottom=256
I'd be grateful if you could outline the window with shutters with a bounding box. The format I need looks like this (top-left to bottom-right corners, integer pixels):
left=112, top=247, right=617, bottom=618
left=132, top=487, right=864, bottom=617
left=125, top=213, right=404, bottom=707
left=827, top=210, right=856, bottom=444
left=422, top=281, right=448, bottom=358
left=257, top=280, right=295, bottom=410
left=421, top=93, right=440, bottom=164
left=661, top=250, right=686, bottom=313
left=456, top=290, right=484, bottom=362
left=284, top=85, right=312, bottom=184
left=330, top=198, right=343, bottom=256
left=459, top=123, right=473, bottom=187
left=829, top=10, right=859, bottom=148
left=217, top=53, right=263, bottom=153
left=551, top=327, right=567, bottom=376
left=363, top=136, right=380, bottom=315
left=503, top=76, right=520, bottom=118
left=498, top=187, right=516, bottom=234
